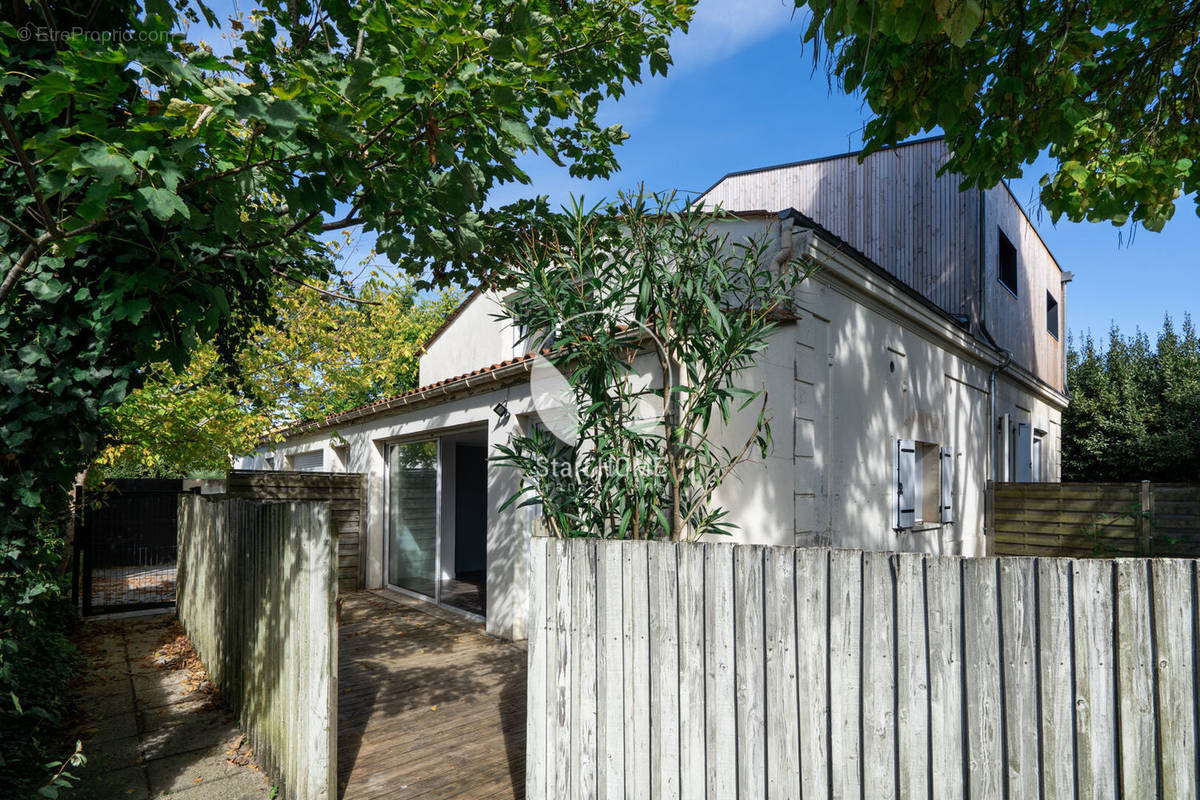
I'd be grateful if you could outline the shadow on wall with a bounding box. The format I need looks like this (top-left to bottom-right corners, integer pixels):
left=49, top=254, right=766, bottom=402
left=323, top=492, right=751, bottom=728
left=813, top=286, right=984, bottom=556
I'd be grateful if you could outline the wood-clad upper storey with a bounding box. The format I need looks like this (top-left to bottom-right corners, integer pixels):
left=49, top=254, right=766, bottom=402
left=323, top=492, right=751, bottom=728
left=698, top=137, right=1066, bottom=394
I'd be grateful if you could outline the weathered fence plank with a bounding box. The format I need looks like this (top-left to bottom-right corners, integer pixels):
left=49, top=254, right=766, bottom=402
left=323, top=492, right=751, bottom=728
left=896, top=552, right=930, bottom=800
left=176, top=496, right=336, bottom=800
left=861, top=552, right=896, bottom=800
left=551, top=538, right=570, bottom=800
left=829, top=549, right=863, bottom=800
left=595, top=540, right=624, bottom=800
left=527, top=541, right=1200, bottom=800
left=1155, top=559, right=1198, bottom=797
left=765, top=547, right=801, bottom=800
left=624, top=542, right=650, bottom=799
left=1037, top=558, right=1076, bottom=800
left=1115, top=560, right=1156, bottom=795
left=1073, top=559, right=1118, bottom=799
left=704, top=544, right=736, bottom=799
left=1000, top=557, right=1040, bottom=797
left=571, top=540, right=598, bottom=800
left=225, top=469, right=365, bottom=592
left=526, top=536, right=548, bottom=800
left=735, top=546, right=767, bottom=800
left=648, top=542, right=680, bottom=800
left=963, top=558, right=1003, bottom=800
left=795, top=547, right=830, bottom=800
left=927, top=555, right=965, bottom=798
left=677, top=543, right=706, bottom=800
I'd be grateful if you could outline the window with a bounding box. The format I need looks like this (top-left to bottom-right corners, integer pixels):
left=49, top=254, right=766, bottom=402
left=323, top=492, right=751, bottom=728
left=998, top=229, right=1018, bottom=296
left=896, top=440, right=953, bottom=529
left=1046, top=291, right=1059, bottom=339
left=289, top=450, right=324, bottom=472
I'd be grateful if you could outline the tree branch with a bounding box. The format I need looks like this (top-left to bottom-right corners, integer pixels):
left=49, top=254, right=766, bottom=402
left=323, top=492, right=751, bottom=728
left=0, top=213, right=36, bottom=243
left=270, top=268, right=380, bottom=305
left=0, top=107, right=57, bottom=234
left=0, top=236, right=52, bottom=305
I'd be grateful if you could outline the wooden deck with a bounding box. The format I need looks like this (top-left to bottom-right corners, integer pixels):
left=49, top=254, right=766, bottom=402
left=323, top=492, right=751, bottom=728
left=338, top=591, right=527, bottom=800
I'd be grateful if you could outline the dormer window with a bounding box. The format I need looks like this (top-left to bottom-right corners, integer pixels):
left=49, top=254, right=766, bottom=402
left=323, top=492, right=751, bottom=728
left=998, top=229, right=1018, bottom=296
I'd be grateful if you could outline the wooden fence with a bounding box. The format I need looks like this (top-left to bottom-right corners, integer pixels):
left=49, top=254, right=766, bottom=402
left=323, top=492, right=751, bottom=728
left=177, top=495, right=337, bottom=800
left=528, top=538, right=1200, bottom=799
left=991, top=481, right=1200, bottom=557
left=225, top=469, right=366, bottom=593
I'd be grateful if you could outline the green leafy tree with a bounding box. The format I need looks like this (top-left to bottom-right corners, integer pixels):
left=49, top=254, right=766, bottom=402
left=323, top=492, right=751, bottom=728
left=97, top=274, right=460, bottom=477
left=1064, top=316, right=1200, bottom=481
left=797, top=0, right=1200, bottom=230
left=0, top=0, right=693, bottom=791
left=493, top=195, right=814, bottom=540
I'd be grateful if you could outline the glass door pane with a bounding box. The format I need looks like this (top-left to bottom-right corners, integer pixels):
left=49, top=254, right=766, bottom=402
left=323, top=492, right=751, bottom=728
left=388, top=440, right=439, bottom=597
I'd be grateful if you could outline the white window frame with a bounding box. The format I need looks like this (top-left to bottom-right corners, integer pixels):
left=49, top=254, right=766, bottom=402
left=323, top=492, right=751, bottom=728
left=896, top=439, right=954, bottom=530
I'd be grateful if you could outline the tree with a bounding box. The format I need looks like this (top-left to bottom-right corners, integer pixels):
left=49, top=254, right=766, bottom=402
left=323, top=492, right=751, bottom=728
left=1063, top=316, right=1200, bottom=482
left=493, top=195, right=814, bottom=541
left=797, top=0, right=1200, bottom=230
left=97, top=274, right=460, bottom=477
left=0, top=0, right=694, bottom=791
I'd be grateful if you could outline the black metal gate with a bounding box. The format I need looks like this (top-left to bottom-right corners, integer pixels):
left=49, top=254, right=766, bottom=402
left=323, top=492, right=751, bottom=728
left=76, top=479, right=186, bottom=615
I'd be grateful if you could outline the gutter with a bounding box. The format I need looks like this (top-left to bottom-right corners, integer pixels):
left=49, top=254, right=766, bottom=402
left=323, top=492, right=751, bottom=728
left=770, top=209, right=797, bottom=273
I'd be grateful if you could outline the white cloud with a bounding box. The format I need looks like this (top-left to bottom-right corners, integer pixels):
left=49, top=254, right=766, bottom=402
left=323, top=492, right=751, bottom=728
left=668, top=0, right=801, bottom=74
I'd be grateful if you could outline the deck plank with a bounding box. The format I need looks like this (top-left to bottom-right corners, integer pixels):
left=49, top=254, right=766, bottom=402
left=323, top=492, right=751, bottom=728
left=338, top=592, right=527, bottom=800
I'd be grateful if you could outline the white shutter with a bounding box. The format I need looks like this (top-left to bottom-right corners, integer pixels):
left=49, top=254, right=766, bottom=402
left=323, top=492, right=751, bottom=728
left=291, top=450, right=324, bottom=472
left=940, top=447, right=954, bottom=523
left=1015, top=424, right=1033, bottom=482
left=896, top=439, right=916, bottom=529
left=996, top=413, right=1010, bottom=481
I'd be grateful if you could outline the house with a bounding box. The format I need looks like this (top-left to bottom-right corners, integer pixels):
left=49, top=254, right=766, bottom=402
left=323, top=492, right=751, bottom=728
left=237, top=137, right=1069, bottom=641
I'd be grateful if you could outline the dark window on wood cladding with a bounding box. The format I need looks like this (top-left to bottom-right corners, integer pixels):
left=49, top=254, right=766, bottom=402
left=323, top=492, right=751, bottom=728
left=998, top=229, right=1018, bottom=296
left=1046, top=291, right=1059, bottom=339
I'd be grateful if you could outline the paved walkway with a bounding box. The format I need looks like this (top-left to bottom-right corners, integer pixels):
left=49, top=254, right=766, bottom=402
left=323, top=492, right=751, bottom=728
left=69, top=612, right=272, bottom=800
left=338, top=591, right=527, bottom=800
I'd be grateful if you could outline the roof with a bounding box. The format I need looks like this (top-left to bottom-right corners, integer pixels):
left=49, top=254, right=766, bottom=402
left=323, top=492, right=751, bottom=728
left=700, top=136, right=1064, bottom=275
left=697, top=135, right=948, bottom=199
left=776, top=206, right=975, bottom=332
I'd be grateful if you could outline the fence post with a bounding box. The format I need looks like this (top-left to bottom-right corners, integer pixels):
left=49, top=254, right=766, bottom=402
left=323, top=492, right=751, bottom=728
left=1139, top=481, right=1153, bottom=555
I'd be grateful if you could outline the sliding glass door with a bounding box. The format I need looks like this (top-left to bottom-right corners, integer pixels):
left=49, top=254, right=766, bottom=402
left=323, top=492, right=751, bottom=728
left=387, top=440, right=439, bottom=597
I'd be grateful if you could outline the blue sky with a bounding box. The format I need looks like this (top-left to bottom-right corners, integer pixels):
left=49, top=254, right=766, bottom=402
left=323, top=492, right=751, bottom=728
left=195, top=0, right=1199, bottom=344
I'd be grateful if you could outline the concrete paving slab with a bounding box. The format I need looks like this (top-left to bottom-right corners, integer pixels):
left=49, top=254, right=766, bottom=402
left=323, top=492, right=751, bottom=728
left=140, top=714, right=240, bottom=761
left=69, top=614, right=272, bottom=800
left=144, top=743, right=250, bottom=795
left=130, top=670, right=194, bottom=710
left=154, top=770, right=272, bottom=800
left=80, top=733, right=142, bottom=772
left=80, top=711, right=139, bottom=744
left=73, top=763, right=149, bottom=800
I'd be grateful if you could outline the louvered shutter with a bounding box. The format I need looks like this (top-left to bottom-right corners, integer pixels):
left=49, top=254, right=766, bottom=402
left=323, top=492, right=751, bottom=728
left=291, top=450, right=324, bottom=472
left=940, top=447, right=954, bottom=523
left=896, top=439, right=916, bottom=529
left=1015, top=424, right=1033, bottom=482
